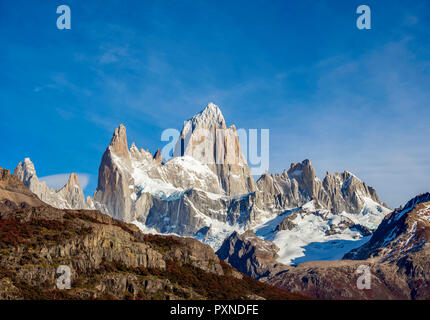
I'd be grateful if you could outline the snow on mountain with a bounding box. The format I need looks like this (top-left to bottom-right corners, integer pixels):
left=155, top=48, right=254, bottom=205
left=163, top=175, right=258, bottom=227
left=341, top=197, right=391, bottom=230
left=253, top=197, right=390, bottom=265
left=344, top=193, right=430, bottom=261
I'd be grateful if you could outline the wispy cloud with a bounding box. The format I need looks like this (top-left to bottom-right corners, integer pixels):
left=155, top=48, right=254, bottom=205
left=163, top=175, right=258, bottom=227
left=33, top=73, right=92, bottom=97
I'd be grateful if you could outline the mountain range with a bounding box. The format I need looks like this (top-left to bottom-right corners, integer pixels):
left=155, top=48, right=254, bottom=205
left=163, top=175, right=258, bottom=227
left=6, top=102, right=429, bottom=299
left=13, top=104, right=390, bottom=259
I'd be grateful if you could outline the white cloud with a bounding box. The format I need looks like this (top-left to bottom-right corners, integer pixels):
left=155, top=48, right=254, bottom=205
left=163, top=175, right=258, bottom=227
left=39, top=173, right=90, bottom=190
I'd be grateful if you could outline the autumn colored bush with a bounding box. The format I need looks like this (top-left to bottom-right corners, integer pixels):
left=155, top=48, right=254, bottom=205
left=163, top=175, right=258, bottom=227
left=0, top=217, right=93, bottom=248
left=0, top=219, right=34, bottom=246
left=157, top=260, right=305, bottom=300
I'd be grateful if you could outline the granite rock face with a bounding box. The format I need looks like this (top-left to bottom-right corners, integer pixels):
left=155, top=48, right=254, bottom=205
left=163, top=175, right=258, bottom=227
left=57, top=173, right=87, bottom=209
left=92, top=124, right=134, bottom=222
left=153, top=149, right=162, bottom=164
left=174, top=103, right=256, bottom=196
left=90, top=104, right=269, bottom=248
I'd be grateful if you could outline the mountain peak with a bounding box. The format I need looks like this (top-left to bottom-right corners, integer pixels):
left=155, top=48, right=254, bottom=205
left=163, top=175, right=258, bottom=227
left=23, top=157, right=34, bottom=166
left=173, top=102, right=255, bottom=196
left=203, top=102, right=220, bottom=113
left=57, top=172, right=86, bottom=208
left=64, top=173, right=80, bottom=189
left=288, top=159, right=316, bottom=179
left=109, top=124, right=130, bottom=159
left=189, top=102, right=226, bottom=131
left=393, top=192, right=430, bottom=219
left=14, top=157, right=37, bottom=185
left=344, top=192, right=430, bottom=261
left=153, top=149, right=163, bottom=163
left=113, top=124, right=127, bottom=140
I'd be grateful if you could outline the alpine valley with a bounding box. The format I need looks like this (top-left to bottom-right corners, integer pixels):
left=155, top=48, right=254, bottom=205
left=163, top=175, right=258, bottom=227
left=3, top=103, right=430, bottom=299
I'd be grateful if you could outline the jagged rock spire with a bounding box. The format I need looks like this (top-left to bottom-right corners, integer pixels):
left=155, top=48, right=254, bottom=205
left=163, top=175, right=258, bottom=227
left=14, top=158, right=36, bottom=185
left=287, top=159, right=317, bottom=197
left=109, top=124, right=130, bottom=160
left=257, top=158, right=389, bottom=216
left=173, top=102, right=256, bottom=196
left=191, top=102, right=227, bottom=130
left=56, top=173, right=86, bottom=209
left=94, top=124, right=134, bottom=221
left=153, top=149, right=162, bottom=163
left=61, top=173, right=80, bottom=191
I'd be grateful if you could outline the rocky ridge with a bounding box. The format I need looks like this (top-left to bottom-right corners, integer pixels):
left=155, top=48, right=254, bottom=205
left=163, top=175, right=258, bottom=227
left=257, top=159, right=387, bottom=218
left=216, top=230, right=284, bottom=279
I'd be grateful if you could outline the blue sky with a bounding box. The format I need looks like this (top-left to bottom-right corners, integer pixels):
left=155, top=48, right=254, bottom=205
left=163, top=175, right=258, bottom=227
left=1, top=0, right=429, bottom=207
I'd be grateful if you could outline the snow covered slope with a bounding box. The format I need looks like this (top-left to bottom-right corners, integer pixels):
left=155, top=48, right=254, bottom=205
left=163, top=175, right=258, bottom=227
left=255, top=199, right=390, bottom=265
left=345, top=193, right=430, bottom=261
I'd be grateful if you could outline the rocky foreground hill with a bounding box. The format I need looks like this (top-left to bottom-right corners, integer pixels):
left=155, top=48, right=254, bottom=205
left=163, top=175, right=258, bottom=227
left=0, top=167, right=306, bottom=300
left=217, top=193, right=430, bottom=299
